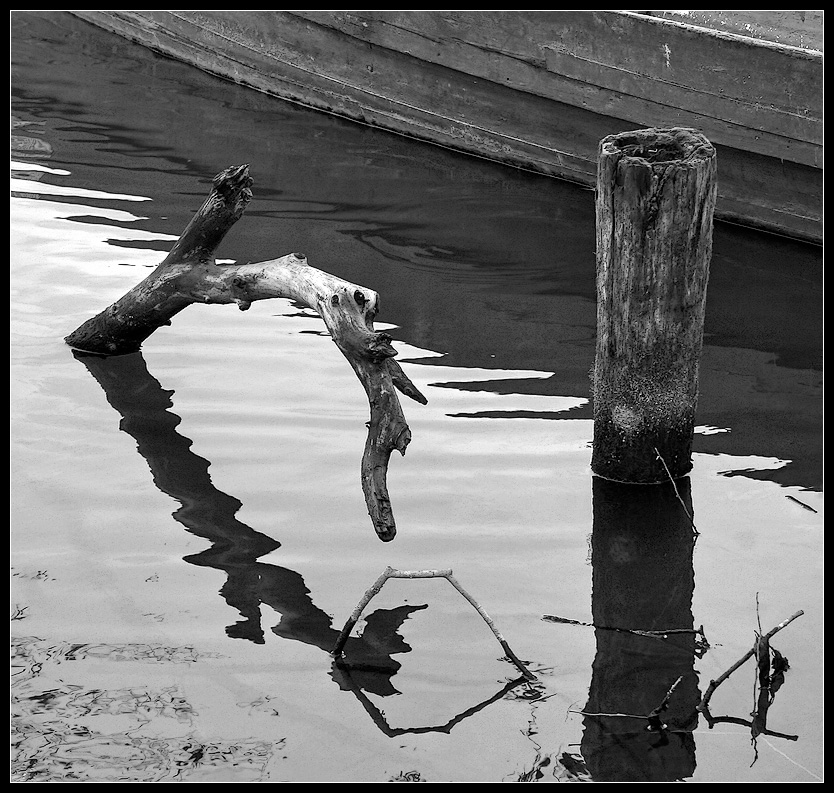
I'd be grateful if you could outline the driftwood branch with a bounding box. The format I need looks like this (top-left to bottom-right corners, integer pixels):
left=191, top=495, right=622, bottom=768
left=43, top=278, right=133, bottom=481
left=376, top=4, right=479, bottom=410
left=64, top=164, right=426, bottom=541
left=331, top=566, right=537, bottom=680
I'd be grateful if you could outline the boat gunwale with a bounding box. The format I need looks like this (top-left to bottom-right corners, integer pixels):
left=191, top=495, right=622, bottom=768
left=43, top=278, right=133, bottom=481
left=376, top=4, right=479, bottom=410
left=61, top=10, right=824, bottom=244
left=617, top=10, right=824, bottom=60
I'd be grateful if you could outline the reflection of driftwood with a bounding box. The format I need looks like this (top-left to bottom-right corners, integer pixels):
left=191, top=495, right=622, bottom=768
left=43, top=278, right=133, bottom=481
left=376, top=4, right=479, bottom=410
left=332, top=566, right=537, bottom=680
left=697, top=713, right=798, bottom=742
left=698, top=703, right=799, bottom=745
left=65, top=165, right=426, bottom=541
left=333, top=663, right=530, bottom=737
left=74, top=350, right=425, bottom=697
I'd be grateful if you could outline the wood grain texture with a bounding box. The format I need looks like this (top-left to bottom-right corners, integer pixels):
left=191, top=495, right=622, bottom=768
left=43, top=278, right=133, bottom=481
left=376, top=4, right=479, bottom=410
left=592, top=128, right=717, bottom=483
left=65, top=165, right=426, bottom=541
left=68, top=10, right=821, bottom=242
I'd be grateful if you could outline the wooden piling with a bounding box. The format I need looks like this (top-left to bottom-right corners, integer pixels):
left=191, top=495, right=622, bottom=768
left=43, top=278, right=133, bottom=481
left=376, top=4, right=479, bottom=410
left=591, top=127, right=717, bottom=483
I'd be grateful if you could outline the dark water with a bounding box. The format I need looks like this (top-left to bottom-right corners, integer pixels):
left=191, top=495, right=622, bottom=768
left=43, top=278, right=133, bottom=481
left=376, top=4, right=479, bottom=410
left=11, top=11, right=823, bottom=783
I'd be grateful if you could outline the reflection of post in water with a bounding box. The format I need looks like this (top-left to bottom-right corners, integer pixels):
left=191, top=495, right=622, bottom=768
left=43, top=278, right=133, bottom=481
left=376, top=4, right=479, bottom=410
left=74, top=350, right=425, bottom=697
left=581, top=476, right=700, bottom=782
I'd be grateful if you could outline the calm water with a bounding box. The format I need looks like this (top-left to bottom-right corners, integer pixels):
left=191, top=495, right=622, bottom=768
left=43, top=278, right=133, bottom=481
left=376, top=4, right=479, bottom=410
left=11, top=11, right=823, bottom=783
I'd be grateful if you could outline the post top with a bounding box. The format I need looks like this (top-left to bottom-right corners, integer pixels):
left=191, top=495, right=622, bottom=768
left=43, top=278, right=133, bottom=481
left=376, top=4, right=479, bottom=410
left=600, top=127, right=715, bottom=164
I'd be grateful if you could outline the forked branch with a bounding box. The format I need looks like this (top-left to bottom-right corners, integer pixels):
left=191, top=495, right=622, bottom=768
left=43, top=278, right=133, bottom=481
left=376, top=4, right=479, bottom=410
left=331, top=566, right=537, bottom=680
left=65, top=164, right=426, bottom=541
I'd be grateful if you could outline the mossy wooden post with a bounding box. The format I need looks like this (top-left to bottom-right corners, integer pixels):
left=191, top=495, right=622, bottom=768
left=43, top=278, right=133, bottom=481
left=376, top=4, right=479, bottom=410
left=592, top=128, right=717, bottom=483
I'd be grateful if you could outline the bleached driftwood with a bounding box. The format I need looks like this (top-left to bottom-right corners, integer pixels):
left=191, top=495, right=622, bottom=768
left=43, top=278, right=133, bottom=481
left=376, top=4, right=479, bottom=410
left=65, top=164, right=426, bottom=541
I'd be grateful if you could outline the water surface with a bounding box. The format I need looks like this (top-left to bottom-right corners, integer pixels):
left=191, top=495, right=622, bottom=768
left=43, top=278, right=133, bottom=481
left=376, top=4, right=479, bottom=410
left=11, top=11, right=823, bottom=783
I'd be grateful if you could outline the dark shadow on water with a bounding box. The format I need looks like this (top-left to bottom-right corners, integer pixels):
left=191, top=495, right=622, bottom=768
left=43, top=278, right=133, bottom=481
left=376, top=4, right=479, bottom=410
left=580, top=477, right=701, bottom=782
left=73, top=349, right=425, bottom=698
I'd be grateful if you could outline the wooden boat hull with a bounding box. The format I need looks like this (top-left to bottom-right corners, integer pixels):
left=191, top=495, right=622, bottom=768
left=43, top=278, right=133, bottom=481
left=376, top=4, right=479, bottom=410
left=68, top=10, right=823, bottom=243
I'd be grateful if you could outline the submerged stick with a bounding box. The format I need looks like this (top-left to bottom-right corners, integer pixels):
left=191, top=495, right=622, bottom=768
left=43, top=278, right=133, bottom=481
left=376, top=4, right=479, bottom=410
left=573, top=675, right=684, bottom=728
left=64, top=165, right=426, bottom=541
left=698, top=610, right=804, bottom=711
left=542, top=614, right=709, bottom=645
left=654, top=447, right=699, bottom=534
left=331, top=566, right=536, bottom=680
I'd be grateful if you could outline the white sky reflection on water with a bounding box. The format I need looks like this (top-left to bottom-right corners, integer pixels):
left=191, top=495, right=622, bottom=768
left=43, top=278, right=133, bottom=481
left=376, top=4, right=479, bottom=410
left=10, top=194, right=171, bottom=266
left=11, top=159, right=71, bottom=175
left=10, top=161, right=180, bottom=338
left=11, top=176, right=152, bottom=202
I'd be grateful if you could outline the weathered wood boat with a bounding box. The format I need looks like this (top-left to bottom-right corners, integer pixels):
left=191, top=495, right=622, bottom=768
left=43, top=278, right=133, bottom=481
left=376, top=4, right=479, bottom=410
left=69, top=10, right=823, bottom=243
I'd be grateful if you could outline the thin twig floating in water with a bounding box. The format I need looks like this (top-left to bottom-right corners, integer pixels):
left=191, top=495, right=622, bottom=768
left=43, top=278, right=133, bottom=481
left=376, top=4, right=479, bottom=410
left=571, top=675, right=684, bottom=730
left=646, top=675, right=683, bottom=731
left=785, top=494, right=818, bottom=513
left=654, top=446, right=698, bottom=535
left=542, top=614, right=709, bottom=645
left=331, top=566, right=536, bottom=680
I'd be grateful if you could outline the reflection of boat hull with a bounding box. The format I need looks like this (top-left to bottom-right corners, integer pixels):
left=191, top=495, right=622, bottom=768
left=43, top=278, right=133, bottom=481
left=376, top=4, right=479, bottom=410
left=69, top=10, right=822, bottom=243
